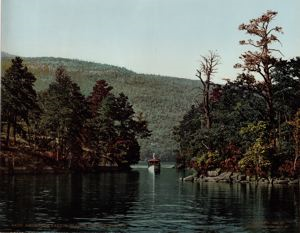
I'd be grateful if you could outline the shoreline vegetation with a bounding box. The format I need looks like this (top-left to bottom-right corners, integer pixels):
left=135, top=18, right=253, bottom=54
left=1, top=53, right=198, bottom=161
left=1, top=11, right=300, bottom=180
left=1, top=57, right=151, bottom=173
left=175, top=11, right=300, bottom=183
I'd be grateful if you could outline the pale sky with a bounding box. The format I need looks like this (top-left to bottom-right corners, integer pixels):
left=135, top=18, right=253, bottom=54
left=2, top=0, right=300, bottom=83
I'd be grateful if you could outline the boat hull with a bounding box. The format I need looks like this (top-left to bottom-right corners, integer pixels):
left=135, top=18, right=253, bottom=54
left=148, top=157, right=161, bottom=174
left=148, top=164, right=160, bottom=174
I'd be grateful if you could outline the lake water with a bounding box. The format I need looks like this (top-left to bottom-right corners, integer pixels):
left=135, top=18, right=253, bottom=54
left=0, top=163, right=299, bottom=232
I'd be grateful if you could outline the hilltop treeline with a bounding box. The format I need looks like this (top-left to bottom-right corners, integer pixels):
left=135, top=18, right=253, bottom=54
left=1, top=57, right=150, bottom=170
left=174, top=11, right=300, bottom=178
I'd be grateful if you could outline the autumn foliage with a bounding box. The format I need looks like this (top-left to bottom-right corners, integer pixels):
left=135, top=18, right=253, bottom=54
left=174, top=11, right=300, bottom=178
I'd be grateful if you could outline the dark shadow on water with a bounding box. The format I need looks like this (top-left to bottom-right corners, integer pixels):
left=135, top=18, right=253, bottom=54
left=0, top=168, right=299, bottom=232
left=191, top=182, right=300, bottom=233
left=0, top=171, right=140, bottom=232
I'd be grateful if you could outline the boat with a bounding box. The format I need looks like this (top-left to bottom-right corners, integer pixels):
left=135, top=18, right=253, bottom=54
left=148, top=153, right=161, bottom=174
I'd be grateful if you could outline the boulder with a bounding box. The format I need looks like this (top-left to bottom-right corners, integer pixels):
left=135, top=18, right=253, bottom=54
left=273, top=179, right=289, bottom=184
left=207, top=170, right=219, bottom=177
left=238, top=174, right=246, bottom=181
left=288, top=179, right=299, bottom=185
left=183, top=175, right=195, bottom=182
left=215, top=168, right=221, bottom=173
left=231, top=172, right=240, bottom=182
left=196, top=175, right=205, bottom=182
left=176, top=164, right=185, bottom=169
left=215, top=172, right=232, bottom=182
left=258, top=178, right=269, bottom=184
left=246, top=176, right=257, bottom=182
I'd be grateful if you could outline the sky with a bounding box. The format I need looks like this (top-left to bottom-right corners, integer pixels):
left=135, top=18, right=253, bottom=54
left=1, top=0, right=300, bottom=83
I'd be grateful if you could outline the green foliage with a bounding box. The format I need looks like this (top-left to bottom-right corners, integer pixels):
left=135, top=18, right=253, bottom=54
left=38, top=66, right=90, bottom=168
left=238, top=122, right=271, bottom=176
left=87, top=91, right=151, bottom=167
left=1, top=57, right=39, bottom=146
left=196, top=151, right=220, bottom=167
left=1, top=57, right=151, bottom=169
left=1, top=55, right=198, bottom=160
left=239, top=121, right=268, bottom=148
left=174, top=57, right=300, bottom=176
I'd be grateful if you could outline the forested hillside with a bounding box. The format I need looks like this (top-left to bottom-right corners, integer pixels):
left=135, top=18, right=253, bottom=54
left=1, top=53, right=199, bottom=160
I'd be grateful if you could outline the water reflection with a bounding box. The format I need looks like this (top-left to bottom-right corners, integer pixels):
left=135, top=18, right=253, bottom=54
left=0, top=168, right=299, bottom=232
left=0, top=172, right=139, bottom=231
left=191, top=182, right=300, bottom=232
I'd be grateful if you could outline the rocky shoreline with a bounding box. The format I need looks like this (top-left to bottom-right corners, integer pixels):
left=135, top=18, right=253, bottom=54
left=180, top=170, right=300, bottom=185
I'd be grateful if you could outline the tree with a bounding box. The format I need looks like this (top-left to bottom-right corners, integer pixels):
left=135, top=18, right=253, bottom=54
left=273, top=58, right=300, bottom=119
left=239, top=121, right=271, bottom=177
left=87, top=80, right=113, bottom=117
left=1, top=57, right=39, bottom=147
left=86, top=81, right=151, bottom=167
left=40, top=66, right=89, bottom=168
left=234, top=10, right=283, bottom=149
left=196, top=51, right=220, bottom=129
left=288, top=109, right=300, bottom=172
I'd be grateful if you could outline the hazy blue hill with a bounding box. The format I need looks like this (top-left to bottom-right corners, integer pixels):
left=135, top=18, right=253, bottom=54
left=1, top=51, right=15, bottom=58
left=1, top=54, right=200, bottom=160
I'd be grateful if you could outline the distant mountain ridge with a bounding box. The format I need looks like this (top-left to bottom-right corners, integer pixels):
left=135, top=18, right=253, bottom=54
left=1, top=52, right=200, bottom=161
left=1, top=51, right=15, bottom=58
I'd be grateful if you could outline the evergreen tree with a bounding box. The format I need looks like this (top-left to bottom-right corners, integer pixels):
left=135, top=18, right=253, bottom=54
left=1, top=57, right=39, bottom=146
left=87, top=80, right=113, bottom=116
left=40, top=66, right=89, bottom=168
left=86, top=85, right=151, bottom=167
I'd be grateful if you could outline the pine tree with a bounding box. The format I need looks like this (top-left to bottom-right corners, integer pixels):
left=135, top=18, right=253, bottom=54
left=86, top=86, right=150, bottom=167
left=1, top=57, right=39, bottom=147
left=40, top=66, right=89, bottom=168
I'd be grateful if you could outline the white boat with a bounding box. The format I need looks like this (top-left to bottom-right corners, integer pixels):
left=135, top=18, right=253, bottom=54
left=147, top=153, right=160, bottom=174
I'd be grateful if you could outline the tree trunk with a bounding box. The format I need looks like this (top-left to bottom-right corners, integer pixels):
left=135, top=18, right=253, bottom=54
left=205, top=93, right=211, bottom=129
left=266, top=86, right=276, bottom=151
left=293, top=125, right=299, bottom=172
left=263, top=55, right=276, bottom=151
left=6, top=121, right=11, bottom=147
left=293, top=156, right=298, bottom=172
left=203, top=81, right=211, bottom=129
left=13, top=116, right=17, bottom=145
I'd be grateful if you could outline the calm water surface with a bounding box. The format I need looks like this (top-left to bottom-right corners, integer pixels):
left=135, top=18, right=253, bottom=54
left=0, top=163, right=299, bottom=232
